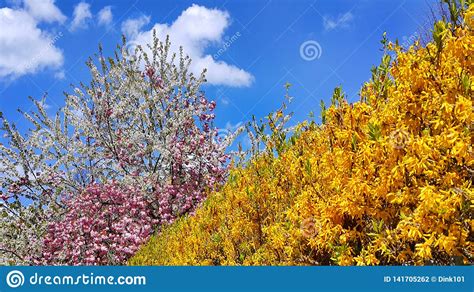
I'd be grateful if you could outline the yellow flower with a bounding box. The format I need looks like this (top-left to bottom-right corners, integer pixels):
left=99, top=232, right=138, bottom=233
left=129, top=5, right=474, bottom=266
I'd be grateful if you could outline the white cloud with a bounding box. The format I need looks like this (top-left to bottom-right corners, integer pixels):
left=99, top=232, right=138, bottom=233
left=70, top=1, right=92, bottom=31
left=323, top=12, right=354, bottom=31
left=98, top=6, right=112, bottom=27
left=121, top=15, right=150, bottom=38
left=0, top=7, right=63, bottom=79
left=123, top=5, right=253, bottom=87
left=194, top=55, right=252, bottom=87
left=23, top=0, right=66, bottom=23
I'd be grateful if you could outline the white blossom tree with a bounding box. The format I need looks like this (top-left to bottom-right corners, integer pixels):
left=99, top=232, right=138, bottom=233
left=0, top=32, right=240, bottom=265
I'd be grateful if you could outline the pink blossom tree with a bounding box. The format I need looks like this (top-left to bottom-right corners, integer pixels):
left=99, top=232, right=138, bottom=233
left=0, top=33, right=240, bottom=264
left=39, top=183, right=157, bottom=265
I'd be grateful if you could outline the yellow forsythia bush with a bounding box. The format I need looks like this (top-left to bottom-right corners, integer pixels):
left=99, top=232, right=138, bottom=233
left=130, top=4, right=474, bottom=266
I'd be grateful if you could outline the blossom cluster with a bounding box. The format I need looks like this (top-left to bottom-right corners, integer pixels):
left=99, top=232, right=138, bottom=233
left=38, top=183, right=157, bottom=265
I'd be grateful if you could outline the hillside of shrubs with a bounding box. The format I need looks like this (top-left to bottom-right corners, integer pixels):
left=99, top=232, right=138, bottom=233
left=129, top=3, right=473, bottom=265
left=0, top=1, right=472, bottom=266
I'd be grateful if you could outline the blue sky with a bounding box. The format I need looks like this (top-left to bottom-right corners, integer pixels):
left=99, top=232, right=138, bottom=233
left=0, top=0, right=433, bottom=138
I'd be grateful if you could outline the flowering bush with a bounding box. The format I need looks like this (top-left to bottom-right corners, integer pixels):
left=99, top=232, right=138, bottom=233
left=0, top=34, right=235, bottom=264
left=39, top=183, right=156, bottom=265
left=130, top=3, right=473, bottom=266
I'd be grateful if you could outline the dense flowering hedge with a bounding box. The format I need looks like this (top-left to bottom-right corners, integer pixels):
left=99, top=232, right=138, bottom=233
left=130, top=4, right=474, bottom=266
